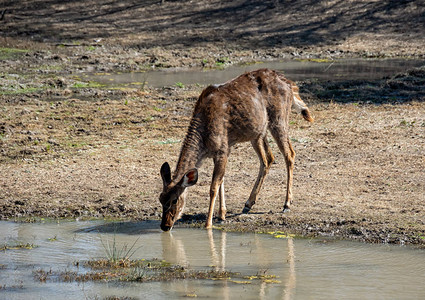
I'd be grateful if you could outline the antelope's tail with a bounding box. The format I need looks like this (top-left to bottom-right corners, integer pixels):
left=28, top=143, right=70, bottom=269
left=291, top=83, right=314, bottom=123
left=293, top=96, right=314, bottom=122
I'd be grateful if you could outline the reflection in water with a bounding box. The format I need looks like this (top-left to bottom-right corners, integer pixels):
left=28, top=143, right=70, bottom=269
left=160, top=231, right=192, bottom=300
left=1, top=221, right=425, bottom=300
left=207, top=230, right=229, bottom=300
left=161, top=230, right=188, bottom=266
left=161, top=228, right=297, bottom=300
left=284, top=238, right=296, bottom=300
left=207, top=228, right=226, bottom=271
left=87, top=59, right=425, bottom=88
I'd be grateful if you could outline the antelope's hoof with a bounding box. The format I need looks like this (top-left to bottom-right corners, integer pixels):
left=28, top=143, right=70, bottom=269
left=282, top=207, right=291, bottom=213
left=242, top=206, right=251, bottom=214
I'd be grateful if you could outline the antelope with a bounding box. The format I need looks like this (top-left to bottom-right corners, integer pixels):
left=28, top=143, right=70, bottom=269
left=159, top=69, right=313, bottom=231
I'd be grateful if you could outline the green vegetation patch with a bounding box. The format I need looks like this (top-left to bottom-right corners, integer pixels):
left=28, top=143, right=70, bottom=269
left=215, top=57, right=230, bottom=68
left=34, top=256, right=281, bottom=284
left=0, top=73, right=46, bottom=95
left=0, top=47, right=29, bottom=60
left=175, top=82, right=185, bottom=88
left=0, top=86, right=42, bottom=95
left=34, top=258, right=236, bottom=283
left=1, top=242, right=37, bottom=251
left=156, top=138, right=181, bottom=145
left=71, top=81, right=105, bottom=88
left=296, top=58, right=333, bottom=63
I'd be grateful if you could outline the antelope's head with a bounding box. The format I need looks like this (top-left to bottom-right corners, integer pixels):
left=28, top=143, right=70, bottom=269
left=159, top=162, right=198, bottom=231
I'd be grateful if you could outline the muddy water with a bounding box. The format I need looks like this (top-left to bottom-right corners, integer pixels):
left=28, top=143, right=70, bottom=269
left=1, top=221, right=424, bottom=299
left=87, top=59, right=425, bottom=88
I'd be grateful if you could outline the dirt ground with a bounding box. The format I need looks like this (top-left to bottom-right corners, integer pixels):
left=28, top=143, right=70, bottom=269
left=0, top=0, right=424, bottom=246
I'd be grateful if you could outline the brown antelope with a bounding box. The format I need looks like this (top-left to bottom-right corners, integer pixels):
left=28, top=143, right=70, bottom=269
left=159, top=69, right=313, bottom=231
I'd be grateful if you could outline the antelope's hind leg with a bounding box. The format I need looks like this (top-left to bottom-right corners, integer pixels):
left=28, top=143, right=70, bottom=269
left=218, top=181, right=226, bottom=221
left=243, top=137, right=274, bottom=213
left=270, top=129, right=295, bottom=213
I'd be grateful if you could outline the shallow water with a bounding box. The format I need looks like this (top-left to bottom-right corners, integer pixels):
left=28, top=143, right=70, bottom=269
left=1, top=220, right=424, bottom=299
left=87, top=59, right=425, bottom=88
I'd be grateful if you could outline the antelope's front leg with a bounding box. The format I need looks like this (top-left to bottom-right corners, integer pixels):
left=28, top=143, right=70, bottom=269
left=206, top=156, right=227, bottom=229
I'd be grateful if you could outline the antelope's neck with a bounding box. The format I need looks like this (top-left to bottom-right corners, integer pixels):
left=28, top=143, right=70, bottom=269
left=173, top=117, right=205, bottom=181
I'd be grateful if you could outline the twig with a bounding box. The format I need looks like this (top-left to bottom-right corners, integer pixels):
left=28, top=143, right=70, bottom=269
left=55, top=43, right=100, bottom=47
left=0, top=9, right=6, bottom=21
left=323, top=60, right=335, bottom=72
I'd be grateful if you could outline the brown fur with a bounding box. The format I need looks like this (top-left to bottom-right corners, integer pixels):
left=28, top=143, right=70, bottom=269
left=159, top=69, right=313, bottom=231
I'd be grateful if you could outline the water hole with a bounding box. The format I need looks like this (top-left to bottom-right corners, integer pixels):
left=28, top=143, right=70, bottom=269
left=1, top=220, right=424, bottom=299
left=85, top=59, right=425, bottom=88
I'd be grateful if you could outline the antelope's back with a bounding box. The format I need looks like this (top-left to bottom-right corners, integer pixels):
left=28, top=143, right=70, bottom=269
left=195, top=69, right=292, bottom=146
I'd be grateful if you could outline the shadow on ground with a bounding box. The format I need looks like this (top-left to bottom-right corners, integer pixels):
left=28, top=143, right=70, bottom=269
left=77, top=220, right=162, bottom=235
left=301, top=66, right=425, bottom=104
left=2, top=0, right=424, bottom=49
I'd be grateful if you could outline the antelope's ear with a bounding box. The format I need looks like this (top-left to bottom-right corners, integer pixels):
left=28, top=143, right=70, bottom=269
left=160, top=162, right=172, bottom=186
left=180, top=168, right=198, bottom=188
